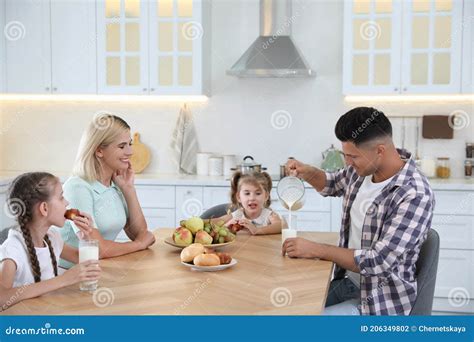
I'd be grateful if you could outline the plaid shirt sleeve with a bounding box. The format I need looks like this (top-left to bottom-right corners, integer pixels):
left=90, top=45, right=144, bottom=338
left=353, top=190, right=434, bottom=277
left=319, top=167, right=353, bottom=198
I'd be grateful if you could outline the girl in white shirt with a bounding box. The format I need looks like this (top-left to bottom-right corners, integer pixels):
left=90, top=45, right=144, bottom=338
left=0, top=172, right=100, bottom=311
left=214, top=171, right=282, bottom=235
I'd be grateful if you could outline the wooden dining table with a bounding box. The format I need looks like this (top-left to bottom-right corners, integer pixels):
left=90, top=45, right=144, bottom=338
left=2, top=229, right=339, bottom=315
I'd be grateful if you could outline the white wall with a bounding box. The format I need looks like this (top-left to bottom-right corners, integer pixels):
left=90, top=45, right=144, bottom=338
left=0, top=0, right=473, bottom=178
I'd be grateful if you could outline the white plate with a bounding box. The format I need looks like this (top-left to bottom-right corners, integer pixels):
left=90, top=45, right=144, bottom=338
left=181, top=258, right=238, bottom=272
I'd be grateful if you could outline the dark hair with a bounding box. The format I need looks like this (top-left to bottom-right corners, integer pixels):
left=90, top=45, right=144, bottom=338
left=7, top=172, right=59, bottom=282
left=230, top=171, right=273, bottom=210
left=335, top=107, right=392, bottom=145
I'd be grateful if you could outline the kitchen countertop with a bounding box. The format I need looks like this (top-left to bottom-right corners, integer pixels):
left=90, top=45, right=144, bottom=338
left=1, top=229, right=338, bottom=315
left=0, top=172, right=473, bottom=190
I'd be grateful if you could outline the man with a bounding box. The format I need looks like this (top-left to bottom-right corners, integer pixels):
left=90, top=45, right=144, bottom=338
left=284, top=107, right=435, bottom=315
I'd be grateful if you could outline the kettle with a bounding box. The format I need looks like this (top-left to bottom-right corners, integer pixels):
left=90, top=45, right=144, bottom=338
left=321, top=144, right=345, bottom=172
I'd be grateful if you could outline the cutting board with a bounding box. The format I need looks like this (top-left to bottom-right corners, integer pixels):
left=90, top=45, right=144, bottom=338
left=130, top=132, right=151, bottom=174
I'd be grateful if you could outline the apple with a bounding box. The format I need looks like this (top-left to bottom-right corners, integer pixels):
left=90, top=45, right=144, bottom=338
left=185, top=216, right=204, bottom=234
left=173, top=227, right=193, bottom=246
left=194, top=230, right=213, bottom=245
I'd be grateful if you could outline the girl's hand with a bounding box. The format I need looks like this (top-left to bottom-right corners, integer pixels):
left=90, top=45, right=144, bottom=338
left=61, top=260, right=101, bottom=286
left=73, top=211, right=94, bottom=240
left=224, top=218, right=238, bottom=228
left=113, top=162, right=135, bottom=193
left=238, top=219, right=258, bottom=235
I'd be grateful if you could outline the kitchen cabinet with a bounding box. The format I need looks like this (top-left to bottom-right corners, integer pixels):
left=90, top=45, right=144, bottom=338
left=4, top=0, right=97, bottom=94
left=175, top=186, right=203, bottom=219
left=462, top=0, right=473, bottom=93
left=0, top=0, right=5, bottom=92
left=343, top=0, right=465, bottom=95
left=96, top=0, right=210, bottom=95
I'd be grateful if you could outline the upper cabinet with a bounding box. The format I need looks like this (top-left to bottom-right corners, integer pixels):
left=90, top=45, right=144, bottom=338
left=96, top=0, right=210, bottom=95
left=462, top=0, right=473, bottom=93
left=4, top=0, right=97, bottom=94
left=343, top=0, right=469, bottom=95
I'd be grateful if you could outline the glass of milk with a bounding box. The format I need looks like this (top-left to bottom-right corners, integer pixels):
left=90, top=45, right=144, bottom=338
left=281, top=214, right=297, bottom=247
left=79, top=239, right=99, bottom=291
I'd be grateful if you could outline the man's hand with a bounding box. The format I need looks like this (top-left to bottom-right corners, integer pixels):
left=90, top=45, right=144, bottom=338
left=282, top=237, right=321, bottom=259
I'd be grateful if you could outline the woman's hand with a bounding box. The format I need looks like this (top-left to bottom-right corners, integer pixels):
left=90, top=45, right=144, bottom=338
left=61, top=260, right=101, bottom=286
left=237, top=218, right=258, bottom=235
left=113, top=162, right=135, bottom=193
left=134, top=231, right=156, bottom=250
left=73, top=211, right=94, bottom=240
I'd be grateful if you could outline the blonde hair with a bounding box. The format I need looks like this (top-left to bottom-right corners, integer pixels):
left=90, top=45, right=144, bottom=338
left=72, top=113, right=130, bottom=182
left=230, top=171, right=273, bottom=210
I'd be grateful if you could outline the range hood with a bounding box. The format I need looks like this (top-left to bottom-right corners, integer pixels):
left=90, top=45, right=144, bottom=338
left=227, top=0, right=314, bottom=78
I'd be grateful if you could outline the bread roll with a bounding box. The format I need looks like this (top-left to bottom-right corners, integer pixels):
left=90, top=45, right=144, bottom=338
left=216, top=252, right=232, bottom=265
left=193, top=253, right=220, bottom=266
left=180, top=243, right=205, bottom=263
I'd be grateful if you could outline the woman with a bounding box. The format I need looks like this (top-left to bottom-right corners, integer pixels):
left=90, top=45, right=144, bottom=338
left=59, top=113, right=155, bottom=268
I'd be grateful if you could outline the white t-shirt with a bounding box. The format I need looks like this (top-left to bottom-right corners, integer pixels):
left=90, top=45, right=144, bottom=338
left=0, top=228, right=64, bottom=287
left=347, top=175, right=394, bottom=287
left=231, top=208, right=275, bottom=227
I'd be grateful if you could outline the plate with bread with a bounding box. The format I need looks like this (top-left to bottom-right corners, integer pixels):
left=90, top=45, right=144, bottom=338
left=180, top=243, right=237, bottom=272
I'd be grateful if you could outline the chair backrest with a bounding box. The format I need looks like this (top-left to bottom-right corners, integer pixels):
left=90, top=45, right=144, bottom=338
left=0, top=227, right=11, bottom=245
left=200, top=203, right=231, bottom=220
left=410, top=229, right=440, bottom=315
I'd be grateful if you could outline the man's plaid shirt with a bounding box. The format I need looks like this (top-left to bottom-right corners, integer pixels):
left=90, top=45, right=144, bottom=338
left=319, top=150, right=435, bottom=315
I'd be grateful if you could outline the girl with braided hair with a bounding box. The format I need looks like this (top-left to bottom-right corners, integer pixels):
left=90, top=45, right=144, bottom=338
left=0, top=172, right=100, bottom=310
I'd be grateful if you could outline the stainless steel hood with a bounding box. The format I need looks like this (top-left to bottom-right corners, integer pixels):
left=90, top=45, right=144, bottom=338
left=227, top=0, right=314, bottom=78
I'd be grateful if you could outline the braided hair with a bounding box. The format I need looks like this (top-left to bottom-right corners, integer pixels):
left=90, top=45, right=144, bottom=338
left=7, top=172, right=59, bottom=282
left=230, top=171, right=273, bottom=210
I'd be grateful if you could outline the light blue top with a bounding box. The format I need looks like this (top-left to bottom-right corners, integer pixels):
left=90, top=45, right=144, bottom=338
left=57, top=176, right=129, bottom=268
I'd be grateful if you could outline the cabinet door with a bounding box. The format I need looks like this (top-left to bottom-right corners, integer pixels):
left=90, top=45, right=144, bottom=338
left=5, top=0, right=51, bottom=93
left=401, top=0, right=463, bottom=93
left=50, top=0, right=97, bottom=94
left=97, top=0, right=149, bottom=94
left=203, top=187, right=230, bottom=210
left=462, top=0, right=473, bottom=93
left=0, top=0, right=5, bottom=92
left=148, top=0, right=204, bottom=95
left=175, top=186, right=203, bottom=219
left=435, top=249, right=474, bottom=301
left=343, top=0, right=402, bottom=94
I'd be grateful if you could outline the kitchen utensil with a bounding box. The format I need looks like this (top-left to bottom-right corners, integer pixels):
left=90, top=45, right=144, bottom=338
left=231, top=155, right=267, bottom=174
left=196, top=152, right=212, bottom=175
left=223, top=155, right=236, bottom=177
left=130, top=132, right=151, bottom=174
left=277, top=176, right=305, bottom=211
left=181, top=258, right=238, bottom=272
left=164, top=237, right=234, bottom=249
left=321, top=144, right=345, bottom=172
left=208, top=157, right=224, bottom=176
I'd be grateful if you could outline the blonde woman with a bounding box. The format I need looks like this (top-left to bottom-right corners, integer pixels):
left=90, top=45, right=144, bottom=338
left=59, top=114, right=155, bottom=268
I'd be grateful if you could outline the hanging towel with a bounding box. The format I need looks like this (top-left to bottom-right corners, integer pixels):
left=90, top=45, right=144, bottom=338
left=169, top=104, right=200, bottom=174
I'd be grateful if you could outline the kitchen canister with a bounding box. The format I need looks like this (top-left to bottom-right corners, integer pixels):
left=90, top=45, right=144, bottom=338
left=223, top=155, right=236, bottom=177
left=420, top=157, right=436, bottom=178
left=196, top=152, right=212, bottom=176
left=208, top=156, right=224, bottom=176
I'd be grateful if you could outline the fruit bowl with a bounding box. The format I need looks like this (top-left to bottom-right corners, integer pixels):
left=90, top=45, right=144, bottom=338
left=164, top=237, right=234, bottom=249
left=181, top=258, right=238, bottom=272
